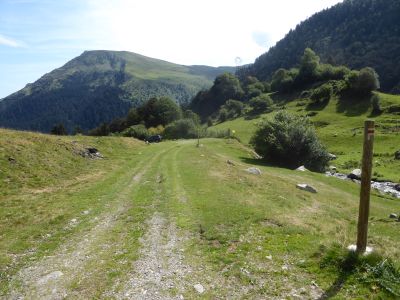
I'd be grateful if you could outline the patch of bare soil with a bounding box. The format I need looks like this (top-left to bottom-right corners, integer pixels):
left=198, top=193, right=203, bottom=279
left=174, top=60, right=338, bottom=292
left=110, top=213, right=192, bottom=300
left=8, top=203, right=128, bottom=299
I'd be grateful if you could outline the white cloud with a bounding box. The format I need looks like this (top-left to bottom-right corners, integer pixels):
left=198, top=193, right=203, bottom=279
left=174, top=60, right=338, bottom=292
left=80, top=0, right=342, bottom=66
left=0, top=34, right=23, bottom=47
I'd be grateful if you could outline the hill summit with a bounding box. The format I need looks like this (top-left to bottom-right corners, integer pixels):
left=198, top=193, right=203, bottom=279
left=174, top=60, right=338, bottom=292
left=0, top=50, right=234, bottom=133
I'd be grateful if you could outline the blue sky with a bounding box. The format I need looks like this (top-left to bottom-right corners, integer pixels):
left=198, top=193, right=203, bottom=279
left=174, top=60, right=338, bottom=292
left=0, top=0, right=342, bottom=99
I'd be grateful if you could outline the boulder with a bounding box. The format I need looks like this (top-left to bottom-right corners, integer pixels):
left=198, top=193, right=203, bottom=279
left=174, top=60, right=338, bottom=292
left=245, top=167, right=262, bottom=175
left=328, top=153, right=337, bottom=160
left=347, top=169, right=361, bottom=180
left=226, top=160, right=235, bottom=166
left=389, top=213, right=398, bottom=219
left=81, top=147, right=103, bottom=159
left=395, top=150, right=400, bottom=160
left=296, top=184, right=317, bottom=193
left=87, top=147, right=98, bottom=154
left=194, top=284, right=205, bottom=294
left=296, top=165, right=308, bottom=172
left=394, top=184, right=400, bottom=192
left=329, top=166, right=337, bottom=172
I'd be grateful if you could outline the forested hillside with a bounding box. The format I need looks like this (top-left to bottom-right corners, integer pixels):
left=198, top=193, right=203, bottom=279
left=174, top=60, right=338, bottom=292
left=241, top=0, right=400, bottom=93
left=0, top=51, right=233, bottom=133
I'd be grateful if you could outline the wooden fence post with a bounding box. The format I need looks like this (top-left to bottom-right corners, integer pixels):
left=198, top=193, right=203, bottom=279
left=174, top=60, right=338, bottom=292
left=356, top=120, right=375, bottom=253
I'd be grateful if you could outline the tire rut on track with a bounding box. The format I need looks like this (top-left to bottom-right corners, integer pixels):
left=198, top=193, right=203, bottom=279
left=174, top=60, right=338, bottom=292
left=7, top=145, right=173, bottom=300
left=110, top=213, right=192, bottom=300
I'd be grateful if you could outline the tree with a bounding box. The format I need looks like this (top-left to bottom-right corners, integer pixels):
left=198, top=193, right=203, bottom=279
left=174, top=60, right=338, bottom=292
left=50, top=123, right=67, bottom=135
left=248, top=94, right=273, bottom=114
left=358, top=67, right=380, bottom=93
left=271, top=68, right=298, bottom=92
left=138, top=96, right=182, bottom=127
left=73, top=126, right=83, bottom=135
left=310, top=83, right=333, bottom=103
left=183, top=110, right=201, bottom=125
left=344, top=67, right=380, bottom=95
left=298, top=48, right=320, bottom=82
left=220, top=99, right=244, bottom=119
left=126, top=108, right=142, bottom=126
left=250, top=111, right=330, bottom=172
left=190, top=73, right=244, bottom=119
left=88, top=123, right=110, bottom=136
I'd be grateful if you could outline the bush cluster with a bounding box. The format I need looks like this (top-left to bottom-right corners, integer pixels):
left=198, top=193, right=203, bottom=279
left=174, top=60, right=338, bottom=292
left=250, top=111, right=330, bottom=172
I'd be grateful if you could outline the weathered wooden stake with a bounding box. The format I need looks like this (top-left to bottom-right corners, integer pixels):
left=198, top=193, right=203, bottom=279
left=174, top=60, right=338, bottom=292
left=356, top=120, right=375, bottom=253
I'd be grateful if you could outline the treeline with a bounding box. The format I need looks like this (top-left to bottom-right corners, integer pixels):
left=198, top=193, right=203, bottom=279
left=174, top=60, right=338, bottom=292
left=85, top=96, right=233, bottom=141
left=189, top=48, right=380, bottom=124
left=240, top=0, right=400, bottom=94
left=53, top=47, right=381, bottom=140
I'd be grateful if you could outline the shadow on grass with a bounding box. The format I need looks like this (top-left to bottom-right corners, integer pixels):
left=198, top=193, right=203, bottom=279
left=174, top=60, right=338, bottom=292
left=239, top=156, right=294, bottom=171
left=317, top=248, right=360, bottom=299
left=316, top=244, right=400, bottom=299
left=318, top=272, right=351, bottom=299
left=306, top=98, right=330, bottom=111
left=336, top=93, right=372, bottom=116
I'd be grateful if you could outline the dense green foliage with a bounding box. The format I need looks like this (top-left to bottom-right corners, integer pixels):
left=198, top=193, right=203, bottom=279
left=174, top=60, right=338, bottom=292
left=240, top=0, right=400, bottom=94
left=0, top=51, right=233, bottom=133
left=89, top=96, right=205, bottom=141
left=190, top=73, right=244, bottom=119
left=344, top=67, right=380, bottom=96
left=269, top=48, right=379, bottom=103
left=50, top=123, right=67, bottom=136
left=248, top=94, right=273, bottom=114
left=250, top=111, right=330, bottom=172
left=163, top=119, right=199, bottom=139
left=121, top=124, right=149, bottom=140
left=136, top=97, right=182, bottom=127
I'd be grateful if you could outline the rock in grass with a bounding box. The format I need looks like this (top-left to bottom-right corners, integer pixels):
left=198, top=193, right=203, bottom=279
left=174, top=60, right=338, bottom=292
left=328, top=153, right=337, bottom=160
left=347, top=169, right=362, bottom=180
left=296, top=184, right=317, bottom=193
left=194, top=284, right=205, bottom=294
left=245, top=167, right=262, bottom=175
left=296, top=165, right=308, bottom=172
left=226, top=160, right=235, bottom=166
left=389, top=213, right=398, bottom=219
left=395, top=184, right=400, bottom=192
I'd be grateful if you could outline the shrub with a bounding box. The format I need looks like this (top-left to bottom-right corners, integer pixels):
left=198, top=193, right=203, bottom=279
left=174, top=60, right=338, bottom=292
left=122, top=124, right=149, bottom=140
left=310, top=83, right=333, bottom=103
left=248, top=94, right=273, bottom=114
left=148, top=125, right=165, bottom=136
left=88, top=123, right=109, bottom=136
left=218, top=108, right=229, bottom=122
left=164, top=119, right=199, bottom=139
left=271, top=68, right=298, bottom=92
left=204, top=128, right=231, bottom=138
left=344, top=67, right=380, bottom=96
left=371, top=94, right=382, bottom=114
left=51, top=123, right=67, bottom=135
left=219, top=99, right=244, bottom=120
left=250, top=111, right=330, bottom=172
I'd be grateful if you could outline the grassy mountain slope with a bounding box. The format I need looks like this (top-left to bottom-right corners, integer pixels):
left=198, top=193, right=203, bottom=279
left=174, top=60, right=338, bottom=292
left=213, top=92, right=400, bottom=182
left=0, top=51, right=234, bottom=133
left=242, top=0, right=400, bottom=93
left=1, top=130, right=399, bottom=298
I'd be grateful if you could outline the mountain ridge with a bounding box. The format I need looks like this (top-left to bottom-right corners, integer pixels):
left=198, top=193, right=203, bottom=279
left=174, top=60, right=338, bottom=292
left=0, top=50, right=234, bottom=132
left=241, top=0, right=400, bottom=93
